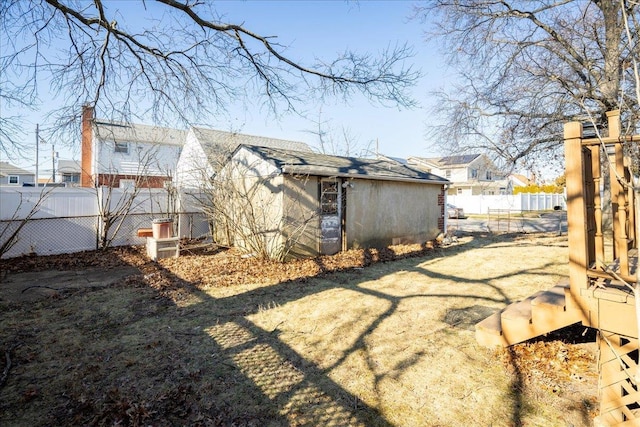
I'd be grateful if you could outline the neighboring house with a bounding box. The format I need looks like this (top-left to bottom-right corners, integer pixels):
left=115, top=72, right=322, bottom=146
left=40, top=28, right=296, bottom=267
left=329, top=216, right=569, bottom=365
left=56, top=160, right=81, bottom=186
left=376, top=153, right=408, bottom=165
left=213, top=144, right=449, bottom=259
left=81, top=106, right=186, bottom=188
left=508, top=173, right=537, bottom=191
left=0, top=162, right=34, bottom=186
left=408, top=154, right=508, bottom=196
left=175, top=127, right=312, bottom=189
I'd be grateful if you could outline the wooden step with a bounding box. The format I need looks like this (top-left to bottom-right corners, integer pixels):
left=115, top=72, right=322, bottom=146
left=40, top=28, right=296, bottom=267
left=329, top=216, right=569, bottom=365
left=476, top=283, right=586, bottom=347
left=475, top=296, right=536, bottom=347
left=475, top=311, right=505, bottom=347
left=531, top=284, right=585, bottom=334
left=499, top=294, right=538, bottom=345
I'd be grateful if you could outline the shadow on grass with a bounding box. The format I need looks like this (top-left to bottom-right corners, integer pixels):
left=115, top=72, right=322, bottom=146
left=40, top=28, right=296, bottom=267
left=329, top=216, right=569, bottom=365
left=0, top=232, right=591, bottom=426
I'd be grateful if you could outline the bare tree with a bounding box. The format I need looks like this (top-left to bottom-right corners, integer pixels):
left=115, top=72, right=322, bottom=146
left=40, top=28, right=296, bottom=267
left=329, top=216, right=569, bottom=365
left=187, top=146, right=318, bottom=261
left=305, top=110, right=374, bottom=158
left=95, top=148, right=166, bottom=249
left=415, top=1, right=639, bottom=176
left=1, top=0, right=419, bottom=153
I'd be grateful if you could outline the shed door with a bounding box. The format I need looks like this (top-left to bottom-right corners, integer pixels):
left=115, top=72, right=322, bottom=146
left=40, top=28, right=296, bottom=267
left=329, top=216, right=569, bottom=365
left=320, top=179, right=341, bottom=255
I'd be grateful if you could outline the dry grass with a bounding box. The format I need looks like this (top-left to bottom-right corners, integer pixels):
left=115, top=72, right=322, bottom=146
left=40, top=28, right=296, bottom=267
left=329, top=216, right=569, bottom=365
left=0, top=232, right=597, bottom=426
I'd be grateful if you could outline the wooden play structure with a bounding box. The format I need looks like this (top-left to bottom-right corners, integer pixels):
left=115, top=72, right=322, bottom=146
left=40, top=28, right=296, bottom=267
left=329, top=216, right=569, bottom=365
left=475, top=110, right=639, bottom=426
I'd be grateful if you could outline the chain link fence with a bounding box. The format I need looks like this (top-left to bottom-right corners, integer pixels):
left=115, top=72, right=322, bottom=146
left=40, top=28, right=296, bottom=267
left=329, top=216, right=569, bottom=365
left=0, top=211, right=209, bottom=259
left=0, top=187, right=211, bottom=259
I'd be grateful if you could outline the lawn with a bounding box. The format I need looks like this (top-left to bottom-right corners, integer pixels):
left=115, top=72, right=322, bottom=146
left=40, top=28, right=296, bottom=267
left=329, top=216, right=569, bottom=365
left=0, top=232, right=597, bottom=426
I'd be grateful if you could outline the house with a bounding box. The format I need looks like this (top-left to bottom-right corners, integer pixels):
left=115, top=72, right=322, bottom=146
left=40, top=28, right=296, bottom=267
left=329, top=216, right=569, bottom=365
left=0, top=162, right=34, bottom=186
left=508, top=173, right=537, bottom=191
left=175, top=127, right=312, bottom=189
left=56, top=160, right=81, bottom=186
left=211, top=144, right=449, bottom=259
left=407, top=154, right=508, bottom=196
left=81, top=106, right=186, bottom=188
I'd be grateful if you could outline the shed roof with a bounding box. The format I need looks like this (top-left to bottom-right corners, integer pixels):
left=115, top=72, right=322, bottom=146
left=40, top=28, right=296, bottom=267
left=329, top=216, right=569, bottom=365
left=240, top=145, right=449, bottom=184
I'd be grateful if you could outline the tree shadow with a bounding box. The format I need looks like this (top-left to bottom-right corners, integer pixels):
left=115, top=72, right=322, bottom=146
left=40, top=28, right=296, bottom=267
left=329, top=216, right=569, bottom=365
left=135, top=235, right=574, bottom=424
left=1, top=233, right=590, bottom=426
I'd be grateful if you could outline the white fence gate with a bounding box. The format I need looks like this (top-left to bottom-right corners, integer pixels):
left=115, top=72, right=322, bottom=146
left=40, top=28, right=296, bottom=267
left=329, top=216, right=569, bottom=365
left=0, top=187, right=209, bottom=259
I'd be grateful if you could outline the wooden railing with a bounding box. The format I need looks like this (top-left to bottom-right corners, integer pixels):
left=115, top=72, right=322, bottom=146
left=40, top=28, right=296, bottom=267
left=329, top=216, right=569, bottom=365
left=564, top=110, right=638, bottom=297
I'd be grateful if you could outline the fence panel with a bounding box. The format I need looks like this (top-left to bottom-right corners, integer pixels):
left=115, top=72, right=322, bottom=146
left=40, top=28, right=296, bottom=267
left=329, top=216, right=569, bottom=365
left=0, top=187, right=211, bottom=259
left=176, top=190, right=211, bottom=241
left=0, top=215, right=99, bottom=258
left=0, top=187, right=98, bottom=220
left=448, top=192, right=566, bottom=214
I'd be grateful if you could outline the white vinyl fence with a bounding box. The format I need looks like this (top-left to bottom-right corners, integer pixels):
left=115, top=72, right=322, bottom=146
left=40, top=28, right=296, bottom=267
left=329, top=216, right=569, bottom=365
left=447, top=192, right=566, bottom=215
left=0, top=187, right=209, bottom=259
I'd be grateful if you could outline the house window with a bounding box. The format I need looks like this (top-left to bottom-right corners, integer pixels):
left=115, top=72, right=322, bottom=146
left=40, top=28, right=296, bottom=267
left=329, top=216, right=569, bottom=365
left=62, top=173, right=80, bottom=183
left=486, top=171, right=493, bottom=180
left=114, top=142, right=129, bottom=154
left=457, top=187, right=463, bottom=195
left=119, top=179, right=136, bottom=189
left=470, top=169, right=478, bottom=179
left=8, top=175, right=18, bottom=185
left=445, top=170, right=452, bottom=179
left=320, top=181, right=339, bottom=214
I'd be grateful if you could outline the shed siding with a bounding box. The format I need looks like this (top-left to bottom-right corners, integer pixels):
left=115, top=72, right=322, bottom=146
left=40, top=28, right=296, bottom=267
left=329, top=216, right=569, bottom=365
left=282, top=175, right=320, bottom=259
left=214, top=148, right=285, bottom=258
left=345, top=180, right=443, bottom=248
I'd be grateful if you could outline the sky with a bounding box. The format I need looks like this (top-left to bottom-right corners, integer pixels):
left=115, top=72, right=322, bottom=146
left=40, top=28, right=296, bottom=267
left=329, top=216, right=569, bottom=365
left=5, top=1, right=452, bottom=177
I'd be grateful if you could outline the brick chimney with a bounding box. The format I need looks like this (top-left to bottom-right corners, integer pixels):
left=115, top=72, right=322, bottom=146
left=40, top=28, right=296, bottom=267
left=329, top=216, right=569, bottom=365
left=80, top=105, right=94, bottom=187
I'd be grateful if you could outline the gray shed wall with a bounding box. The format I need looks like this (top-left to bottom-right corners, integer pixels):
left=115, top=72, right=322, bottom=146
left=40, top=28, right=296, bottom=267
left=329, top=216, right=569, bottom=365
left=345, top=179, right=443, bottom=249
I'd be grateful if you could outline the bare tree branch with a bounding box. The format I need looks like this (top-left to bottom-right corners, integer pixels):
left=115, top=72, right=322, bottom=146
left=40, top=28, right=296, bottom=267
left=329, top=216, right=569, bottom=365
left=416, top=0, right=638, bottom=176
left=1, top=0, right=420, bottom=155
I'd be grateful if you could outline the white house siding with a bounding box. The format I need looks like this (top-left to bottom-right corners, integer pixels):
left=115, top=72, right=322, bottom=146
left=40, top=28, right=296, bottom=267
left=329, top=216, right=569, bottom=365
left=346, top=179, right=443, bottom=249
left=175, top=129, right=215, bottom=189
left=95, top=137, right=182, bottom=178
left=447, top=167, right=469, bottom=183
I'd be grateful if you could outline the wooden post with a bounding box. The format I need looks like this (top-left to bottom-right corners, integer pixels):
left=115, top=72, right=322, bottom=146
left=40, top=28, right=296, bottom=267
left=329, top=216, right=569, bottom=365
left=564, top=120, right=590, bottom=319
left=607, top=111, right=630, bottom=277
left=590, top=144, right=604, bottom=264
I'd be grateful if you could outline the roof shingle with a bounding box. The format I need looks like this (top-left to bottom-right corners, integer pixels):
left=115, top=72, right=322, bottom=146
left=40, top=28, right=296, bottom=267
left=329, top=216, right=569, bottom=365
left=241, top=145, right=448, bottom=183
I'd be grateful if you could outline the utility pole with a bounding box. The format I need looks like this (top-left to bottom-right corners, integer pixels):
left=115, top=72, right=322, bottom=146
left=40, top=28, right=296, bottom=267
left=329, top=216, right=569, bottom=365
left=51, top=144, right=57, bottom=183
left=35, top=124, right=39, bottom=185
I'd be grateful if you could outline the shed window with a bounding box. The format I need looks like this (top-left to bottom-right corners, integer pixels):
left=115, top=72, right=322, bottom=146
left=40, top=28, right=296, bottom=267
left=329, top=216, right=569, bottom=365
left=320, top=181, right=339, bottom=214
left=8, top=175, right=18, bottom=184
left=114, top=142, right=129, bottom=154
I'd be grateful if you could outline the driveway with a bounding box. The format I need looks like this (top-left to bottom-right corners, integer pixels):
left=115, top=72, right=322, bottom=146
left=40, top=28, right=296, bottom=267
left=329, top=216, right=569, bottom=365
left=448, top=210, right=567, bottom=234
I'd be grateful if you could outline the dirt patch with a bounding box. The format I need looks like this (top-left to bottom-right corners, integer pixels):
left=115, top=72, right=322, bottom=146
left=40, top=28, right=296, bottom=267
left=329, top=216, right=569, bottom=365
left=0, top=233, right=598, bottom=426
left=0, top=267, right=140, bottom=303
